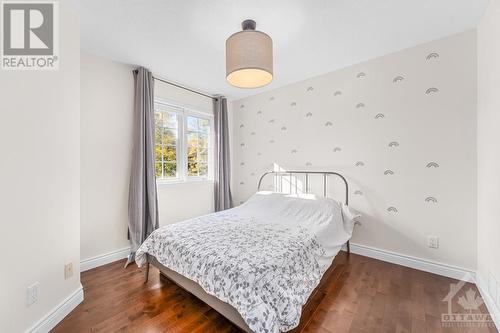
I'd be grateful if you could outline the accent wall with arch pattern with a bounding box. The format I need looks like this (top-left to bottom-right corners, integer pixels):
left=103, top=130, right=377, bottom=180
left=231, top=30, right=477, bottom=270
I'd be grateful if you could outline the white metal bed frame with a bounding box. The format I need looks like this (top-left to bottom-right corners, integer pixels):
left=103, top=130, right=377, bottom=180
left=145, top=170, right=351, bottom=332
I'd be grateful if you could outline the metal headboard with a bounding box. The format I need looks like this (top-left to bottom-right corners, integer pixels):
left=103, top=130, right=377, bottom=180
left=257, top=171, right=349, bottom=205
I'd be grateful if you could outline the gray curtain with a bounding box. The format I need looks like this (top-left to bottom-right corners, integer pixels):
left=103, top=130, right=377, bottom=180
left=128, top=67, right=159, bottom=256
left=213, top=96, right=233, bottom=211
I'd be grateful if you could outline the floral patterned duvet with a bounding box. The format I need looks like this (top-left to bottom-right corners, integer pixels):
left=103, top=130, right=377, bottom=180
left=136, top=211, right=329, bottom=333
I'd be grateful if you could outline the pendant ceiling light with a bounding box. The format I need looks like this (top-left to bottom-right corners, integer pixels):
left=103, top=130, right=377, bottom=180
left=226, top=19, right=273, bottom=89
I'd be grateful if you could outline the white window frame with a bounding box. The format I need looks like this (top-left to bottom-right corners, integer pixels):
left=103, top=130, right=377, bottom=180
left=154, top=99, right=214, bottom=185
left=154, top=102, right=183, bottom=182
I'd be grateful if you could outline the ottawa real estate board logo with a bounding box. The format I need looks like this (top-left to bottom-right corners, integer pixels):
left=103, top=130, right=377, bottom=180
left=1, top=1, right=59, bottom=70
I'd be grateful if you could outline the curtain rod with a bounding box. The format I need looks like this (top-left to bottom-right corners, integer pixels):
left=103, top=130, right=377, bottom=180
left=153, top=76, right=216, bottom=100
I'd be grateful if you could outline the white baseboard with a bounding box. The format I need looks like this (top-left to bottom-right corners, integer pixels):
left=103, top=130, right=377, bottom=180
left=80, top=247, right=131, bottom=272
left=24, top=243, right=496, bottom=332
left=343, top=242, right=475, bottom=282
left=25, top=247, right=130, bottom=333
left=475, top=273, right=500, bottom=329
left=27, top=285, right=83, bottom=333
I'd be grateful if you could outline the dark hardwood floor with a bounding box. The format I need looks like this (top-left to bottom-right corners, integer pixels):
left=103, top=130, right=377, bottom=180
left=53, top=252, right=497, bottom=333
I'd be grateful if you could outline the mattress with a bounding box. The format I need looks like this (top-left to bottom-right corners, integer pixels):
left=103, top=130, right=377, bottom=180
left=136, top=191, right=357, bottom=333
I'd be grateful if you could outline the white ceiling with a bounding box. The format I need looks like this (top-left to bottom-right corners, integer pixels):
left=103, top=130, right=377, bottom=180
left=71, top=0, right=488, bottom=100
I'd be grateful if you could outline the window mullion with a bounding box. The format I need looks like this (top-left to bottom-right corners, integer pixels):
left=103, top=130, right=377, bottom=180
left=160, top=116, right=164, bottom=179
left=181, top=110, right=187, bottom=181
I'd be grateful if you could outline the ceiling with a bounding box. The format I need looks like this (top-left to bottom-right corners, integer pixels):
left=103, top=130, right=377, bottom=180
left=71, top=0, right=488, bottom=100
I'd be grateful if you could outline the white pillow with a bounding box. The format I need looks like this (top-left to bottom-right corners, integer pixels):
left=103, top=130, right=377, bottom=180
left=240, top=191, right=340, bottom=228
left=239, top=191, right=359, bottom=249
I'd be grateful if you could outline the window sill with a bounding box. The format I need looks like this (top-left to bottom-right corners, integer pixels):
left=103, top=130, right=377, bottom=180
left=156, top=178, right=213, bottom=187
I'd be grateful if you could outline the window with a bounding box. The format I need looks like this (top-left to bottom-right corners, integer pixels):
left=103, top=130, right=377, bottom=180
left=154, top=101, right=212, bottom=183
left=154, top=106, right=179, bottom=179
left=187, top=116, right=210, bottom=177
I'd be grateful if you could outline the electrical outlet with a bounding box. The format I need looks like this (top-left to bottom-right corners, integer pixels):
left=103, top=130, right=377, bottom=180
left=427, top=235, right=439, bottom=249
left=27, top=282, right=39, bottom=306
left=64, top=262, right=73, bottom=280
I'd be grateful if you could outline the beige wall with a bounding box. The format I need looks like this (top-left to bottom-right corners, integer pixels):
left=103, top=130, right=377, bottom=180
left=232, top=31, right=477, bottom=270
left=0, top=2, right=81, bottom=332
left=79, top=58, right=215, bottom=264
left=154, top=80, right=215, bottom=225
left=155, top=80, right=213, bottom=115
left=80, top=52, right=134, bottom=262
left=477, top=0, right=500, bottom=316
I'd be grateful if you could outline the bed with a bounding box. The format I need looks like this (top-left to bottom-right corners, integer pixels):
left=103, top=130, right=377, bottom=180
left=135, top=171, right=358, bottom=333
